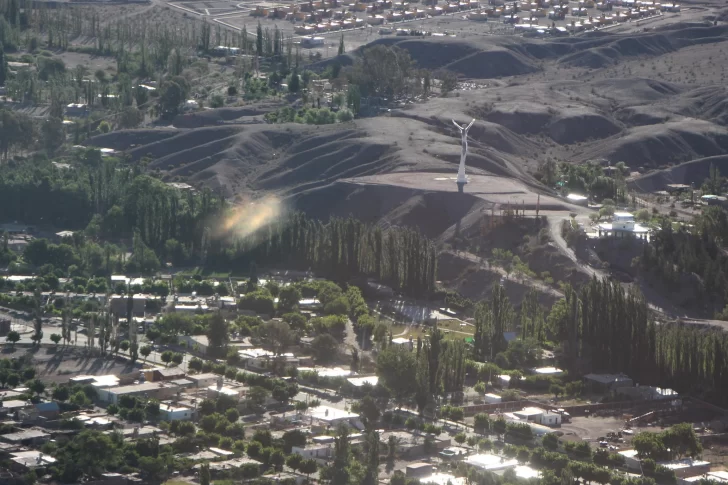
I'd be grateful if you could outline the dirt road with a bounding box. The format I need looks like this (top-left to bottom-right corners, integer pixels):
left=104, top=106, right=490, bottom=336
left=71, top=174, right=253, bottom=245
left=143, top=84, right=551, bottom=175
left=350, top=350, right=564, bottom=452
left=547, top=216, right=606, bottom=280
left=445, top=249, right=564, bottom=299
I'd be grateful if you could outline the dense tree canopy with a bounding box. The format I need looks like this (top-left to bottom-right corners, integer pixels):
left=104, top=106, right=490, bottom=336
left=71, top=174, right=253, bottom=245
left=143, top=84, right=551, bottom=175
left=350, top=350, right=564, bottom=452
left=0, top=154, right=436, bottom=295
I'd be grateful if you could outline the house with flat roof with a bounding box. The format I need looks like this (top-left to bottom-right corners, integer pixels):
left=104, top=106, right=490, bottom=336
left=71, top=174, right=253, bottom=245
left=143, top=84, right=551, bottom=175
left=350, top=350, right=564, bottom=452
left=238, top=348, right=299, bottom=370
left=465, top=453, right=518, bottom=472
left=178, top=334, right=210, bottom=354
left=70, top=374, right=120, bottom=390
left=391, top=337, right=414, bottom=350
left=530, top=366, right=564, bottom=377
left=6, top=236, right=31, bottom=253
left=207, top=384, right=242, bottom=400
left=619, top=449, right=641, bottom=470
left=114, top=425, right=162, bottom=440
left=0, top=428, right=50, bottom=446
left=303, top=405, right=361, bottom=429
left=567, top=193, right=588, bottom=206
left=65, top=103, right=88, bottom=117
left=9, top=450, right=56, bottom=473
left=143, top=367, right=186, bottom=382
left=19, top=402, right=60, bottom=423
left=298, top=367, right=353, bottom=378
left=498, top=409, right=558, bottom=435
left=598, top=212, right=650, bottom=239
left=0, top=400, right=31, bottom=419
left=616, top=385, right=678, bottom=401
left=109, top=294, right=146, bottom=317
left=683, top=471, right=728, bottom=484
left=77, top=415, right=114, bottom=429
left=291, top=442, right=335, bottom=464
left=378, top=430, right=451, bottom=458
left=659, top=459, right=711, bottom=478
left=620, top=451, right=712, bottom=479
left=584, top=373, right=634, bottom=393
left=347, top=376, right=379, bottom=387
left=418, top=472, right=467, bottom=485
left=159, top=403, right=195, bottom=421
left=187, top=373, right=220, bottom=388
left=97, top=382, right=179, bottom=404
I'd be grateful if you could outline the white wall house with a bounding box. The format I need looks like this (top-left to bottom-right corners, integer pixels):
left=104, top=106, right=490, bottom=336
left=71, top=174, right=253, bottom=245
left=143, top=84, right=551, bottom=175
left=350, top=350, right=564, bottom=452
left=159, top=403, right=194, bottom=421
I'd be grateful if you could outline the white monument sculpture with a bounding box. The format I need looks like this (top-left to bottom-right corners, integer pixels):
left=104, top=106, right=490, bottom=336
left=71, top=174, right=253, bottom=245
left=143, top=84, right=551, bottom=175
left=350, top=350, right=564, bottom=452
left=452, top=118, right=476, bottom=193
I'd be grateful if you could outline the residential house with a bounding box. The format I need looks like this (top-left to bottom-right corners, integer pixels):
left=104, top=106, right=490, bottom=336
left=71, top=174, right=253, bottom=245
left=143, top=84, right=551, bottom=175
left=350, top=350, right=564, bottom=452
left=19, top=402, right=60, bottom=423
left=158, top=403, right=195, bottom=421
left=143, top=367, right=186, bottom=383
left=583, top=373, right=634, bottom=393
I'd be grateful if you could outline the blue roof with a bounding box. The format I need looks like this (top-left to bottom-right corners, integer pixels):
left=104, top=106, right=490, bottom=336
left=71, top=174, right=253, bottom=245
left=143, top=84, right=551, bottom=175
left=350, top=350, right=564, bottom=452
left=34, top=402, right=60, bottom=412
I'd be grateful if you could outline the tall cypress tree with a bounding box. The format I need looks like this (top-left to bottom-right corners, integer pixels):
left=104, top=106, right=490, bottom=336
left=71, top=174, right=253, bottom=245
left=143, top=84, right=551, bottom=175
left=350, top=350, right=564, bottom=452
left=256, top=22, right=263, bottom=57
left=0, top=42, right=6, bottom=86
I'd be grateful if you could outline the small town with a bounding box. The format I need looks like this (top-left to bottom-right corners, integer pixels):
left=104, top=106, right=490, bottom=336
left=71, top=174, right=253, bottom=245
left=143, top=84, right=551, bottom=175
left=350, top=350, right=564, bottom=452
left=0, top=258, right=725, bottom=485
left=1, top=0, right=728, bottom=478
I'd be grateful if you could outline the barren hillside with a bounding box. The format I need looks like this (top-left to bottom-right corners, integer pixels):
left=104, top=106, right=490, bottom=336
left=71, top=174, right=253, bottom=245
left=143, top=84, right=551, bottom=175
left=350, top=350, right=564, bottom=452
left=83, top=18, right=728, bottom=308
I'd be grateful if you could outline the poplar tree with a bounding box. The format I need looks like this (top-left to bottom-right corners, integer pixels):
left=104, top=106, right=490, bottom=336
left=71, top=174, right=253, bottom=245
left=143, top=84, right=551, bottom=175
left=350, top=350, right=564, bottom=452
left=0, top=42, right=6, bottom=86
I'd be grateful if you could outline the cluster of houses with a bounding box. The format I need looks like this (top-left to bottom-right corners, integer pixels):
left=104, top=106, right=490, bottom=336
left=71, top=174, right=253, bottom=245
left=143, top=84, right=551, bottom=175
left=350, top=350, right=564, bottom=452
left=0, top=358, right=470, bottom=485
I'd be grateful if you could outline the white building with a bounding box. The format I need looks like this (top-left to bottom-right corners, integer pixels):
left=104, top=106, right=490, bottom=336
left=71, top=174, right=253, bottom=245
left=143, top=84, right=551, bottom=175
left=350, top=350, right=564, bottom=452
left=465, top=453, right=518, bottom=472
left=500, top=408, right=558, bottom=436
left=10, top=450, right=57, bottom=471
left=659, top=458, right=711, bottom=478
left=97, top=382, right=178, bottom=404
left=530, top=366, right=564, bottom=377
left=497, top=375, right=513, bottom=388
left=683, top=471, right=728, bottom=485
left=539, top=412, right=562, bottom=427
left=178, top=335, right=210, bottom=354
left=347, top=376, right=379, bottom=387
left=207, top=385, right=242, bottom=400
left=391, top=337, right=414, bottom=350
left=567, top=193, right=588, bottom=206
left=187, top=373, right=220, bottom=389
left=174, top=303, right=209, bottom=313
left=306, top=405, right=361, bottom=428
left=598, top=212, right=650, bottom=239
left=418, top=473, right=467, bottom=485
left=299, top=367, right=353, bottom=378
left=239, top=348, right=275, bottom=367
left=70, top=375, right=120, bottom=391
left=619, top=449, right=641, bottom=471
left=513, top=407, right=546, bottom=422
left=158, top=403, right=194, bottom=421
left=291, top=443, right=334, bottom=464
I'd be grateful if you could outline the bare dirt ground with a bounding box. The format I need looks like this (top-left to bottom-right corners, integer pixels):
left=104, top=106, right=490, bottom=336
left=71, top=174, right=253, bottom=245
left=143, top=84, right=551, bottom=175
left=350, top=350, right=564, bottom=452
left=703, top=441, right=728, bottom=469
left=560, top=416, right=627, bottom=441
left=8, top=347, right=142, bottom=385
